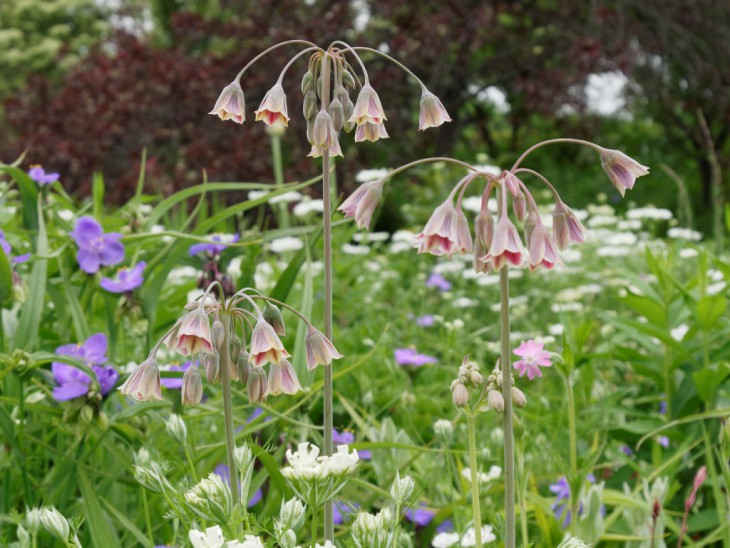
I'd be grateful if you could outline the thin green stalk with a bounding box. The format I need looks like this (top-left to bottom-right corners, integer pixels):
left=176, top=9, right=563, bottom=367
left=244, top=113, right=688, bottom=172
left=220, top=315, right=240, bottom=504
left=467, top=414, right=483, bottom=548
left=499, top=265, right=516, bottom=548
left=564, top=372, right=579, bottom=536
left=141, top=487, right=153, bottom=544
left=321, top=51, right=335, bottom=542
left=517, top=434, right=529, bottom=547
left=270, top=132, right=289, bottom=228
left=392, top=503, right=402, bottom=548
left=663, top=345, right=672, bottom=418
left=701, top=423, right=730, bottom=547
left=184, top=445, right=198, bottom=482
left=311, top=505, right=319, bottom=546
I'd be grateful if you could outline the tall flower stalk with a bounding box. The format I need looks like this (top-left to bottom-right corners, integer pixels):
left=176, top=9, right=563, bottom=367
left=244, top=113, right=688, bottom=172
left=209, top=39, right=450, bottom=541
left=340, top=139, right=649, bottom=547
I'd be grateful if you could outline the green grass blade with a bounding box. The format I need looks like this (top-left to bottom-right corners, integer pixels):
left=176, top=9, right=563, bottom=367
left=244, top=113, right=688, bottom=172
left=78, top=469, right=122, bottom=547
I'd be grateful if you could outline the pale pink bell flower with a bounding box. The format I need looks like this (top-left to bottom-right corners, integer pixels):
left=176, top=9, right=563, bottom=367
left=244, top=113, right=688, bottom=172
left=254, top=83, right=290, bottom=127
left=354, top=121, right=389, bottom=143
left=267, top=359, right=302, bottom=396
left=209, top=81, right=246, bottom=123
left=173, top=307, right=214, bottom=356
left=305, top=326, right=343, bottom=371
left=480, top=216, right=527, bottom=270
left=528, top=224, right=563, bottom=271
left=513, top=340, right=552, bottom=380
left=599, top=148, right=649, bottom=197
left=338, top=179, right=384, bottom=230
left=250, top=318, right=291, bottom=368
left=308, top=110, right=343, bottom=158
left=414, top=199, right=462, bottom=256
left=349, top=83, right=387, bottom=125
left=118, top=358, right=163, bottom=401
left=418, top=90, right=451, bottom=130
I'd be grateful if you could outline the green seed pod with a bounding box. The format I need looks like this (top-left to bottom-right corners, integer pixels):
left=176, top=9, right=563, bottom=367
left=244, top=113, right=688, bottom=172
left=301, top=71, right=314, bottom=95
left=329, top=97, right=344, bottom=132
left=303, top=90, right=318, bottom=120
left=342, top=69, right=356, bottom=89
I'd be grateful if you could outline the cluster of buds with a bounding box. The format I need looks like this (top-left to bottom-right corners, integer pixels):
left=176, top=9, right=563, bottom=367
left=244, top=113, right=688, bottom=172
left=483, top=361, right=526, bottom=413
left=281, top=442, right=359, bottom=509
left=119, top=285, right=341, bottom=404
left=338, top=141, right=649, bottom=270
left=273, top=498, right=307, bottom=548
left=450, top=355, right=484, bottom=408
left=351, top=507, right=394, bottom=548
left=184, top=472, right=234, bottom=524
left=210, top=39, right=450, bottom=158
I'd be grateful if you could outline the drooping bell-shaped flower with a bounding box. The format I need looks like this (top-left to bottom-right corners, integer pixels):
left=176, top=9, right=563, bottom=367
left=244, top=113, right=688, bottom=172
left=598, top=148, right=649, bottom=197
left=349, top=83, right=387, bottom=125
left=418, top=90, right=451, bottom=130
left=172, top=307, right=214, bottom=356
left=209, top=81, right=246, bottom=124
left=250, top=318, right=290, bottom=368
left=247, top=366, right=267, bottom=403
left=181, top=364, right=203, bottom=405
left=308, top=110, right=343, bottom=158
left=480, top=215, right=528, bottom=270
left=267, top=359, right=302, bottom=396
left=338, top=180, right=384, bottom=230
left=118, top=358, right=163, bottom=402
left=527, top=223, right=563, bottom=271
left=552, top=202, right=586, bottom=250
left=454, top=208, right=473, bottom=254
left=413, top=199, right=461, bottom=256
left=254, top=83, right=290, bottom=127
left=473, top=210, right=494, bottom=273
left=305, top=326, right=343, bottom=371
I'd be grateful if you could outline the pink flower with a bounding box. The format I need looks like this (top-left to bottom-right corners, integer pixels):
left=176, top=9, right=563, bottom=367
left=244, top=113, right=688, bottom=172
left=171, top=308, right=214, bottom=356
left=267, top=358, right=302, bottom=396
left=479, top=216, right=527, bottom=270
left=209, top=81, right=246, bottom=124
left=254, top=83, right=290, bottom=127
left=418, top=90, right=451, bottom=130
left=513, top=340, right=552, bottom=380
left=308, top=110, right=343, bottom=158
left=528, top=224, right=562, bottom=271
left=501, top=171, right=522, bottom=197
left=118, top=359, right=163, bottom=401
left=599, top=148, right=649, bottom=197
left=354, top=121, right=389, bottom=143
left=250, top=318, right=290, bottom=368
left=338, top=180, right=384, bottom=230
left=552, top=202, right=586, bottom=250
left=349, top=83, right=387, bottom=125
left=305, top=327, right=343, bottom=371
left=413, top=200, right=461, bottom=256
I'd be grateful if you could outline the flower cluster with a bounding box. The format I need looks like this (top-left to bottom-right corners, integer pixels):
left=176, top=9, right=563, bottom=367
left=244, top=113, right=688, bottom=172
left=281, top=442, right=359, bottom=508
left=338, top=141, right=649, bottom=271
left=119, top=288, right=340, bottom=404
left=450, top=355, right=484, bottom=408
left=211, top=40, right=450, bottom=161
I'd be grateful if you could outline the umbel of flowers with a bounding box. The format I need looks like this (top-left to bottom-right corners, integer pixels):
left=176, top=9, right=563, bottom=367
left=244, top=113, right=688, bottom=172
left=210, top=37, right=450, bottom=540
left=339, top=138, right=649, bottom=548
left=120, top=281, right=341, bottom=504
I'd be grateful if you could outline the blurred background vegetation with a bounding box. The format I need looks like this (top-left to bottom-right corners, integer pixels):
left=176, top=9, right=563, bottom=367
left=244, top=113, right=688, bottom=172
left=1, top=0, right=728, bottom=233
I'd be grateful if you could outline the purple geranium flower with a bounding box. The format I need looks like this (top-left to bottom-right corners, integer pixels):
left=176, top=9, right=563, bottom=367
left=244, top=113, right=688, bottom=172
left=51, top=333, right=119, bottom=401
left=0, top=230, right=30, bottom=264
left=333, top=428, right=371, bottom=460
left=100, top=261, right=146, bottom=293
left=425, top=272, right=451, bottom=292
left=70, top=216, right=125, bottom=274
left=415, top=314, right=435, bottom=327
left=28, top=165, right=60, bottom=185
left=394, top=348, right=437, bottom=367
left=160, top=361, right=193, bottom=389
left=405, top=503, right=435, bottom=527
left=549, top=474, right=598, bottom=528
left=189, top=233, right=239, bottom=257
left=437, top=519, right=453, bottom=533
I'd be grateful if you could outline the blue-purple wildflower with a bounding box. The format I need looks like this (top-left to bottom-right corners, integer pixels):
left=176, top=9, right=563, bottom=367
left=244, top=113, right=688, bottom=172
left=189, top=233, right=239, bottom=257
left=100, top=261, right=146, bottom=293
left=51, top=333, right=119, bottom=401
left=0, top=230, right=30, bottom=264
left=425, top=272, right=452, bottom=292
left=70, top=216, right=125, bottom=274
left=394, top=348, right=437, bottom=367
left=28, top=165, right=60, bottom=185
left=160, top=361, right=193, bottom=389
left=404, top=503, right=436, bottom=527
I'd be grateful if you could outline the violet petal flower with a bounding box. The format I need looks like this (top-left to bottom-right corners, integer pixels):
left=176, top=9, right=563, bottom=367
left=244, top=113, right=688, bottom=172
left=333, top=429, right=355, bottom=445
left=28, top=165, right=60, bottom=185
left=160, top=361, right=193, bottom=389
left=189, top=233, right=239, bottom=257
left=213, top=464, right=262, bottom=507
left=405, top=503, right=435, bottom=527
left=51, top=333, right=118, bottom=400
left=425, top=273, right=452, bottom=292
left=415, top=315, right=435, bottom=327
left=100, top=261, right=146, bottom=293
left=71, top=216, right=125, bottom=274
left=0, top=230, right=30, bottom=264
left=394, top=348, right=437, bottom=367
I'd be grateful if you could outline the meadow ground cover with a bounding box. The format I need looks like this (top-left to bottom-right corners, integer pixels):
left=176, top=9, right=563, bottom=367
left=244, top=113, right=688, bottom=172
left=1, top=143, right=729, bottom=547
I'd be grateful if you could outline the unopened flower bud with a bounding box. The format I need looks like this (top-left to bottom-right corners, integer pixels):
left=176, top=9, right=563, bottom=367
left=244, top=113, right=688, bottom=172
left=118, top=358, right=163, bottom=401
left=487, top=389, right=505, bottom=412
left=237, top=350, right=251, bottom=384
left=234, top=444, right=254, bottom=471
left=434, top=419, right=453, bottom=439
left=16, top=523, right=30, bottom=546
left=263, top=303, right=286, bottom=336
left=552, top=209, right=570, bottom=250
left=230, top=336, right=242, bottom=362
left=303, top=90, right=318, bottom=120
left=25, top=508, right=42, bottom=535
left=511, top=387, right=527, bottom=408
left=39, top=507, right=69, bottom=542
left=279, top=497, right=306, bottom=531
left=278, top=529, right=297, bottom=548
left=182, top=365, right=203, bottom=405
left=390, top=471, right=415, bottom=505
left=344, top=100, right=355, bottom=133
left=306, top=117, right=315, bottom=144
left=418, top=89, right=451, bottom=130
left=247, top=367, right=267, bottom=402
left=523, top=211, right=538, bottom=248
left=329, top=97, right=344, bottom=132
left=451, top=382, right=469, bottom=407
left=342, top=69, right=356, bottom=89
left=204, top=353, right=220, bottom=383
left=335, top=85, right=349, bottom=108
left=212, top=319, right=225, bottom=349
left=512, top=191, right=527, bottom=221
left=301, top=71, right=314, bottom=95
left=470, top=370, right=484, bottom=385
left=166, top=414, right=187, bottom=444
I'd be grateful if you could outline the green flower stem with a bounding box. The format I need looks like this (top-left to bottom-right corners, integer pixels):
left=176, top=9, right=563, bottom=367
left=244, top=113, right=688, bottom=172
left=220, top=315, right=240, bottom=504
left=564, top=372, right=579, bottom=536
left=184, top=445, right=198, bottom=482
left=499, top=265, right=516, bottom=548
left=311, top=504, right=319, bottom=547
left=141, top=487, right=153, bottom=544
left=270, top=132, right=288, bottom=228
left=467, top=413, right=483, bottom=548
left=321, top=50, right=335, bottom=543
